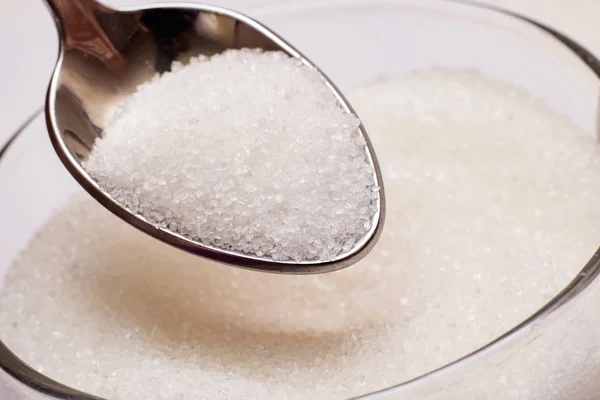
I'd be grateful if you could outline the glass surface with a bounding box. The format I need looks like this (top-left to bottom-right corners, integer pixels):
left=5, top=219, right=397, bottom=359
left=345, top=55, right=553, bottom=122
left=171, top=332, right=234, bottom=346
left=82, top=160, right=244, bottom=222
left=1, top=0, right=600, bottom=399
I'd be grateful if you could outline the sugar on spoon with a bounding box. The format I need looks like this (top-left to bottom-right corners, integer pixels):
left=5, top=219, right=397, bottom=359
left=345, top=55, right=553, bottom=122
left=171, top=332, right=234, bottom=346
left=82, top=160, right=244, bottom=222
left=44, top=0, right=385, bottom=274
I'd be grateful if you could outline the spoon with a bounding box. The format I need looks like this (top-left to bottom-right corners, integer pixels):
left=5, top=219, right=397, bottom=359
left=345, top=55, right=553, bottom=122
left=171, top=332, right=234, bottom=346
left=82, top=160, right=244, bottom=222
left=44, top=0, right=385, bottom=274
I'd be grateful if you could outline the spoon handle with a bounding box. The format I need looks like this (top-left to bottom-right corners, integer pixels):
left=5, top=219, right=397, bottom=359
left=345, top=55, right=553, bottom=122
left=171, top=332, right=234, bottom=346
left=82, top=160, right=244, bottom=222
left=43, top=0, right=126, bottom=71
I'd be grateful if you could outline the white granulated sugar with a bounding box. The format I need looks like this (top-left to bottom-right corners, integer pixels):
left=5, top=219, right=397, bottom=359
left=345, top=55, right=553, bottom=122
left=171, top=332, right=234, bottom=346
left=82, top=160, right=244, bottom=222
left=2, top=69, right=600, bottom=400
left=83, top=49, right=378, bottom=262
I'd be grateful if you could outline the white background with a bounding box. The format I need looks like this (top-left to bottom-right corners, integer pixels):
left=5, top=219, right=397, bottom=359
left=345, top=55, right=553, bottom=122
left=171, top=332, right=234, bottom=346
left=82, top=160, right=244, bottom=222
left=1, top=0, right=599, bottom=144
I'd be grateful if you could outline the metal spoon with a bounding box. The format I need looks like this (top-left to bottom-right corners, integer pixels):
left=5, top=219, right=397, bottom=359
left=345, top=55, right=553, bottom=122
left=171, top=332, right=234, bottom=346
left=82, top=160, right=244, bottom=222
left=43, top=0, right=385, bottom=274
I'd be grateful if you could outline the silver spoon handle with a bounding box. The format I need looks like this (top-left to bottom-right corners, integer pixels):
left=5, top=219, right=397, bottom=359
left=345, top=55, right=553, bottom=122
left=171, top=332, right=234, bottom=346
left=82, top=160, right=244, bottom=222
left=43, top=0, right=126, bottom=71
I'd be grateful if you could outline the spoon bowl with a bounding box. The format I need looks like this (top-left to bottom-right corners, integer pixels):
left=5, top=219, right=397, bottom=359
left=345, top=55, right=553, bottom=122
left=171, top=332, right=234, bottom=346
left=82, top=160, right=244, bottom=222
left=44, top=0, right=385, bottom=274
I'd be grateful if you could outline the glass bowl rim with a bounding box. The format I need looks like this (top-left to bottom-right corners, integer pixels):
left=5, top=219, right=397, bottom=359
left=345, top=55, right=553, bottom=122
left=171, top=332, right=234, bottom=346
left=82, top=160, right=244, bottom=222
left=2, top=0, right=600, bottom=399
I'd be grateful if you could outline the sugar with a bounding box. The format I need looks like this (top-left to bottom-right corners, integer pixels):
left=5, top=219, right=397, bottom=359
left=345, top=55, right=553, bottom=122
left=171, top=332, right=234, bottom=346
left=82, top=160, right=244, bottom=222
left=2, top=69, right=600, bottom=399
left=83, top=49, right=378, bottom=262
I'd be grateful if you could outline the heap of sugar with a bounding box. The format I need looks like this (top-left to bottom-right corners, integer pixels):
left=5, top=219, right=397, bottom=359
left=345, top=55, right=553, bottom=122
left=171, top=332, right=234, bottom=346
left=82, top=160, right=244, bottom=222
left=2, top=69, right=600, bottom=399
left=83, top=49, right=378, bottom=262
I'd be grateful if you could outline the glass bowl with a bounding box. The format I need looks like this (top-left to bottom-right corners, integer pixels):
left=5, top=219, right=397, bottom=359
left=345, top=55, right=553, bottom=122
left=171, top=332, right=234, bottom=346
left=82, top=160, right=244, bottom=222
left=2, top=0, right=600, bottom=399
